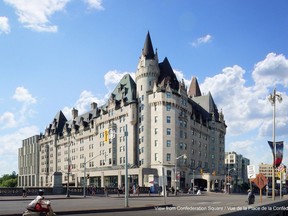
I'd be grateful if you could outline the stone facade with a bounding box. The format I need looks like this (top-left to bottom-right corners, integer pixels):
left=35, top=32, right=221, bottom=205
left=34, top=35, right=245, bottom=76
left=18, top=32, right=226, bottom=191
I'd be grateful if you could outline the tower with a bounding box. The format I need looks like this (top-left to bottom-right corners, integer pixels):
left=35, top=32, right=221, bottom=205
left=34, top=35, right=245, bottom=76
left=136, top=32, right=160, bottom=168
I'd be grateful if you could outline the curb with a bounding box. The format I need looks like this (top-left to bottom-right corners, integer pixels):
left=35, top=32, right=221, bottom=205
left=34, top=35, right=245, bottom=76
left=1, top=204, right=173, bottom=216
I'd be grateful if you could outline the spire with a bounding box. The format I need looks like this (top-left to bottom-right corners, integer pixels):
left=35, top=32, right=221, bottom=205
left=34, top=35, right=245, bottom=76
left=188, top=77, right=201, bottom=97
left=142, top=31, right=155, bottom=59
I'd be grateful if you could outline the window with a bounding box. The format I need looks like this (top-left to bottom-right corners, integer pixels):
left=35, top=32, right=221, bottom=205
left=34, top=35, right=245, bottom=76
left=154, top=153, right=158, bottom=161
left=155, top=128, right=158, bottom=135
left=167, top=128, right=171, bottom=135
left=166, top=153, right=171, bottom=161
left=155, top=116, right=158, bottom=123
left=166, top=116, right=171, bottom=123
left=166, top=92, right=171, bottom=98
left=155, top=140, right=158, bottom=147
left=166, top=140, right=171, bottom=147
left=166, top=102, right=171, bottom=111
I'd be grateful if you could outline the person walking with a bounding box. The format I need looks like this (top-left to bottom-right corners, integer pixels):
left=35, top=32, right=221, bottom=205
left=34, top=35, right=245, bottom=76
left=247, top=189, right=255, bottom=204
left=22, top=187, right=27, bottom=198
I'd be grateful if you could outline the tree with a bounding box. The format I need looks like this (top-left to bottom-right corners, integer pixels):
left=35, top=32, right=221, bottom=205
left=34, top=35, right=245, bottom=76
left=0, top=172, right=18, bottom=187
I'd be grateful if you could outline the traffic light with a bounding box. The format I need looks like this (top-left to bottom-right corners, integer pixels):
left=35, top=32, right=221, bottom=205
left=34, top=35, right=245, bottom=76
left=86, top=174, right=90, bottom=179
left=104, top=129, right=109, bottom=142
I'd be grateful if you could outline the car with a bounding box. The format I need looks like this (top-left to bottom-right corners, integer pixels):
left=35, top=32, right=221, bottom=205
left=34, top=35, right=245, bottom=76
left=267, top=188, right=279, bottom=196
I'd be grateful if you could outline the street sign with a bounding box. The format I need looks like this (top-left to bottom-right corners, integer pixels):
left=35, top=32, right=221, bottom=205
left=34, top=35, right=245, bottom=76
left=252, top=173, right=268, bottom=190
left=247, top=165, right=256, bottom=179
left=252, top=173, right=268, bottom=203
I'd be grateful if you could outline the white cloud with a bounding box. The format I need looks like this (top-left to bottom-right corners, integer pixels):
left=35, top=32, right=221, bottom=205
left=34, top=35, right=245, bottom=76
left=0, top=126, right=39, bottom=156
left=11, top=87, right=37, bottom=126
left=0, top=112, right=17, bottom=129
left=85, top=0, right=104, bottom=10
left=62, top=90, right=107, bottom=119
left=173, top=69, right=190, bottom=88
left=63, top=70, right=135, bottom=119
left=191, top=34, right=213, bottom=47
left=200, top=58, right=288, bottom=137
left=104, top=70, right=135, bottom=91
left=0, top=16, right=10, bottom=34
left=252, top=53, right=288, bottom=88
left=12, top=87, right=37, bottom=104
left=4, top=0, right=70, bottom=32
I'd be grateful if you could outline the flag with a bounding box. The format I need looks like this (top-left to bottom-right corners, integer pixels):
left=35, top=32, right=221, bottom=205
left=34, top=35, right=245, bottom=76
left=268, top=141, right=284, bottom=168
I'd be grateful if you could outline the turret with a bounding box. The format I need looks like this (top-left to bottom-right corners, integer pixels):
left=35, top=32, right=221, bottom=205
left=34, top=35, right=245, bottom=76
left=135, top=32, right=160, bottom=93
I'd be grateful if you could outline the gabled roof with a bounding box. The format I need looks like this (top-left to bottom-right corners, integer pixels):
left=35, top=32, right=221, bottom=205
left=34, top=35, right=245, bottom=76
left=158, top=57, right=179, bottom=91
left=188, top=77, right=202, bottom=97
left=191, top=91, right=219, bottom=121
left=110, top=74, right=137, bottom=105
left=52, top=111, right=67, bottom=134
left=142, top=31, right=155, bottom=59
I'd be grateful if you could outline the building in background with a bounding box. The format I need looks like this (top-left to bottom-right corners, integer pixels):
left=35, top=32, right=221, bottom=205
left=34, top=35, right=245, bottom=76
left=18, top=135, right=40, bottom=187
left=225, top=151, right=250, bottom=191
left=18, top=32, right=226, bottom=192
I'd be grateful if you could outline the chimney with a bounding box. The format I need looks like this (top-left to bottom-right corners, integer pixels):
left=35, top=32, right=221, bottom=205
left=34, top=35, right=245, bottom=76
left=72, top=108, right=78, bottom=119
left=91, top=102, right=97, bottom=110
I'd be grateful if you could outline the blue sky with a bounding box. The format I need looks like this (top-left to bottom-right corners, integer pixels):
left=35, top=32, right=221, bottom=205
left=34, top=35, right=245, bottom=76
left=0, top=0, right=288, bottom=177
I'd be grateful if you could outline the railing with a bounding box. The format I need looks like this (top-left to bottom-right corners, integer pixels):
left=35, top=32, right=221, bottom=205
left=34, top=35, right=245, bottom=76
left=0, top=186, right=151, bottom=196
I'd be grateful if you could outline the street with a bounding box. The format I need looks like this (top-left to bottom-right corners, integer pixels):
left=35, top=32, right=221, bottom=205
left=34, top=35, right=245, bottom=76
left=0, top=192, right=287, bottom=216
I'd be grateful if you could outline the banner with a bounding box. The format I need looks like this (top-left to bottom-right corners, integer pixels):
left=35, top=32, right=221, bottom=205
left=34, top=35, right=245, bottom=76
left=268, top=141, right=284, bottom=168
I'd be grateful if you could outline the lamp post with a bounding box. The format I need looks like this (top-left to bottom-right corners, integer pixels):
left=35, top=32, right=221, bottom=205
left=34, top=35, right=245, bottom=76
left=268, top=87, right=282, bottom=201
left=124, top=124, right=129, bottom=208
left=158, top=161, right=166, bottom=204
left=109, top=125, right=128, bottom=207
left=66, top=142, right=71, bottom=198
left=175, top=154, right=187, bottom=195
left=192, top=170, right=195, bottom=195
left=227, top=168, right=235, bottom=194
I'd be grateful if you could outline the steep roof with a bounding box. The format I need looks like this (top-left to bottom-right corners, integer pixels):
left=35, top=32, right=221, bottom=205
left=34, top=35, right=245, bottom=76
left=192, top=92, right=219, bottom=121
left=188, top=77, right=202, bottom=97
left=47, top=110, right=67, bottom=135
left=142, top=31, right=155, bottom=59
left=111, top=74, right=137, bottom=104
left=158, top=57, right=179, bottom=91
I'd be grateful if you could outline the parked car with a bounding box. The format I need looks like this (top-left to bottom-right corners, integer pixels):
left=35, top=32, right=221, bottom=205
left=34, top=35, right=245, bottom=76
left=267, top=188, right=279, bottom=196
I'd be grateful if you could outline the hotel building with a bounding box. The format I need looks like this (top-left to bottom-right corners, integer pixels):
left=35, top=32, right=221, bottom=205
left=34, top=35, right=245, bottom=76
left=18, top=32, right=227, bottom=191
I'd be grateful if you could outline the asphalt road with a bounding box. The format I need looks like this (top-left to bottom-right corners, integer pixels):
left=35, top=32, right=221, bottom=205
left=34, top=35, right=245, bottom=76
left=0, top=192, right=287, bottom=216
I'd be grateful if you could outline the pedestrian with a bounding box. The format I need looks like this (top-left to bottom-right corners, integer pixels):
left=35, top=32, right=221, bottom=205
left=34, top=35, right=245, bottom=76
left=158, top=186, right=162, bottom=196
left=171, top=187, right=175, bottom=195
left=22, top=187, right=27, bottom=198
left=136, top=185, right=140, bottom=196
left=104, top=186, right=108, bottom=197
left=247, top=189, right=255, bottom=204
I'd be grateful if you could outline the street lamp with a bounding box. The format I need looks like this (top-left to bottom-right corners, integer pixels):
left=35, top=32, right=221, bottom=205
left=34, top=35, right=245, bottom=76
left=227, top=168, right=235, bottom=194
left=268, top=87, right=282, bottom=201
left=124, top=124, right=129, bottom=208
left=66, top=142, right=72, bottom=198
left=158, top=161, right=166, bottom=204
left=175, top=154, right=187, bottom=195
left=192, top=170, right=195, bottom=195
left=109, top=125, right=128, bottom=207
